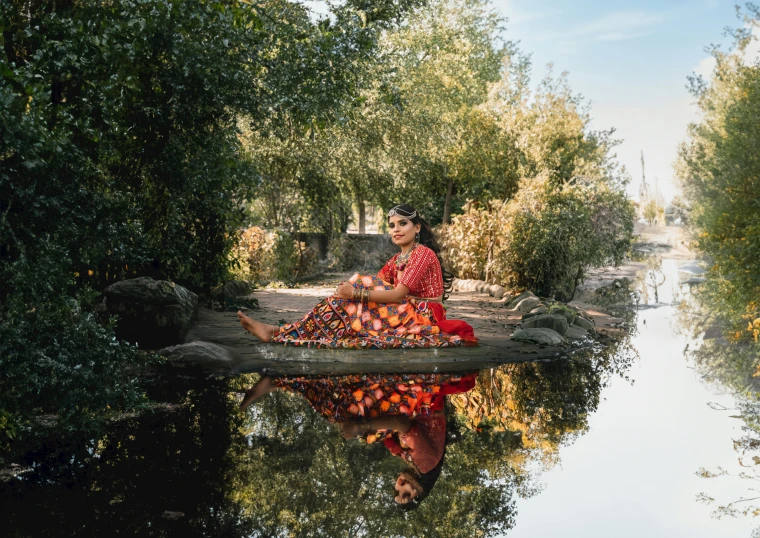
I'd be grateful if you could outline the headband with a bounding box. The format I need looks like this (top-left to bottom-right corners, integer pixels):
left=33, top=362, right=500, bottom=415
left=387, top=205, right=418, bottom=219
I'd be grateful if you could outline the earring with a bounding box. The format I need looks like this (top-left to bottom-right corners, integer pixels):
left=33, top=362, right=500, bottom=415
left=389, top=236, right=395, bottom=245
left=415, top=232, right=420, bottom=242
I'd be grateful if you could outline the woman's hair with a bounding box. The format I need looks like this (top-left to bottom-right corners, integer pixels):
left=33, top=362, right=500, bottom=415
left=387, top=203, right=455, bottom=299
left=395, top=449, right=446, bottom=511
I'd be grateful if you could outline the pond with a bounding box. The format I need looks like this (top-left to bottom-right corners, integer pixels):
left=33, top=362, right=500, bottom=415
left=2, top=258, right=758, bottom=537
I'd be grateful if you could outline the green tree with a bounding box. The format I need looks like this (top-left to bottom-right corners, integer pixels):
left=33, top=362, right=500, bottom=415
left=676, top=3, right=760, bottom=340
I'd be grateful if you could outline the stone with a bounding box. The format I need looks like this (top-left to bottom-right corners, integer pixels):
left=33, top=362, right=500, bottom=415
left=104, top=277, right=198, bottom=349
left=489, top=284, right=506, bottom=298
left=529, top=305, right=549, bottom=315
left=508, top=291, right=536, bottom=309
left=160, top=341, right=238, bottom=371
left=573, top=316, right=596, bottom=333
left=520, top=313, right=569, bottom=336
left=511, top=328, right=566, bottom=346
left=515, top=296, right=541, bottom=312
left=211, top=280, right=255, bottom=302
left=549, top=304, right=576, bottom=324
left=565, top=325, right=589, bottom=341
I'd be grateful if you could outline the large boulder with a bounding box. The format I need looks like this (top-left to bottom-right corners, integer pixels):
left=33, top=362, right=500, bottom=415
left=104, top=277, right=198, bottom=349
left=549, top=304, right=576, bottom=324
left=565, top=325, right=589, bottom=341
left=573, top=316, right=596, bottom=334
left=529, top=305, right=549, bottom=315
left=511, top=328, right=566, bottom=346
left=489, top=284, right=506, bottom=298
left=160, top=341, right=238, bottom=372
left=507, top=291, right=536, bottom=309
left=515, top=296, right=542, bottom=313
left=521, top=313, right=569, bottom=336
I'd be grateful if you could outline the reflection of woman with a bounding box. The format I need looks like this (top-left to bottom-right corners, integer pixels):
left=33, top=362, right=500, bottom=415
left=240, top=372, right=477, bottom=507
left=237, top=204, right=477, bottom=349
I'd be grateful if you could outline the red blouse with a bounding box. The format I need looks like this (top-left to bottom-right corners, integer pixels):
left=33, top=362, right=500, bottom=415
left=377, top=245, right=444, bottom=299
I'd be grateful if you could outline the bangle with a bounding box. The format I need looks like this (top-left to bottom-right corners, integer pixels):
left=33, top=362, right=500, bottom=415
left=364, top=289, right=370, bottom=304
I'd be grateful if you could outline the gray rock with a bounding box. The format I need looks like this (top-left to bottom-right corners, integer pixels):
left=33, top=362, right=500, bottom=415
left=529, top=305, right=549, bottom=315
left=489, top=284, right=506, bottom=298
left=511, top=328, right=566, bottom=346
left=160, top=341, right=237, bottom=370
left=508, top=291, right=536, bottom=309
left=681, top=277, right=706, bottom=285
left=565, top=325, right=589, bottom=341
left=573, top=316, right=596, bottom=333
left=521, top=313, right=569, bottom=336
left=549, top=305, right=576, bottom=324
left=703, top=324, right=723, bottom=340
left=104, top=277, right=198, bottom=349
left=515, top=296, right=542, bottom=313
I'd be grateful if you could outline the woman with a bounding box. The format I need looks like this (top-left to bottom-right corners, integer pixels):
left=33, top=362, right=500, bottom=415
left=239, top=371, right=478, bottom=507
left=237, top=204, right=477, bottom=349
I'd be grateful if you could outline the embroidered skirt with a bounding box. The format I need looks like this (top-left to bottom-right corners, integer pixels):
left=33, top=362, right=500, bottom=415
left=272, top=274, right=465, bottom=349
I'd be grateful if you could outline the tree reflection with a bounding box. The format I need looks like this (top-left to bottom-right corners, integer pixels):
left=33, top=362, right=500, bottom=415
left=2, top=332, right=635, bottom=538
left=678, top=282, right=760, bottom=533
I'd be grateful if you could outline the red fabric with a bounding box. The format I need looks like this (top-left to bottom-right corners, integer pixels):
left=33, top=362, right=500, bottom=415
left=378, top=245, right=444, bottom=299
left=427, top=302, right=477, bottom=344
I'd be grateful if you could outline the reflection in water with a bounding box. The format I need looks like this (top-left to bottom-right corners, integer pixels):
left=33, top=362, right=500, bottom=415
left=1, top=333, right=635, bottom=537
left=677, top=282, right=760, bottom=533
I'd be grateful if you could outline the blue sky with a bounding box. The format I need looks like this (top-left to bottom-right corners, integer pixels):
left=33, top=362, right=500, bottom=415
left=492, top=0, right=747, bottom=202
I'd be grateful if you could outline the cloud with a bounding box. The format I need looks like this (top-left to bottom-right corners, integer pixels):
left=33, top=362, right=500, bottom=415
left=532, top=10, right=666, bottom=44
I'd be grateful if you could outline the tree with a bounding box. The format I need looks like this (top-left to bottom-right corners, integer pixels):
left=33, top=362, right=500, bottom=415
left=676, top=2, right=760, bottom=340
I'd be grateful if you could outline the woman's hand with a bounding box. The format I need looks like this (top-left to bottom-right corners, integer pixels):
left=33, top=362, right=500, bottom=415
left=335, top=282, right=354, bottom=299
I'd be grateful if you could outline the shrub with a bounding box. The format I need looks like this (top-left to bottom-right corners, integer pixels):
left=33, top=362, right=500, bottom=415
left=441, top=175, right=634, bottom=301
left=232, top=227, right=318, bottom=283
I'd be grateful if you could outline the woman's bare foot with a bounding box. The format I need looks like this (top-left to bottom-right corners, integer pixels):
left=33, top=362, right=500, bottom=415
left=237, top=311, right=278, bottom=342
left=240, top=376, right=276, bottom=410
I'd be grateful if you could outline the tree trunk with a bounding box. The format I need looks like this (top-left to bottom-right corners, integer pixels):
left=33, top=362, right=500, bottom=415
left=358, top=199, right=366, bottom=234
left=442, top=175, right=454, bottom=224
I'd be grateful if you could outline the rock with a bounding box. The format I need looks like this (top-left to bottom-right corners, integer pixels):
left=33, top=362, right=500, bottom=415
left=520, top=313, right=569, bottom=336
left=104, top=277, right=198, bottom=349
left=160, top=341, right=238, bottom=371
left=529, top=305, right=549, bottom=315
left=489, top=284, right=506, bottom=298
left=211, top=280, right=255, bottom=302
left=511, top=328, right=566, bottom=346
left=515, top=296, right=541, bottom=312
left=565, top=325, right=589, bottom=341
left=508, top=291, right=536, bottom=309
left=573, top=316, right=596, bottom=333
left=681, top=277, right=706, bottom=285
left=549, top=305, right=576, bottom=324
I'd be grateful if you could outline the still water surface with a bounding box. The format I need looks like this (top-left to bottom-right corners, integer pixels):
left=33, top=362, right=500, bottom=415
left=2, top=258, right=757, bottom=537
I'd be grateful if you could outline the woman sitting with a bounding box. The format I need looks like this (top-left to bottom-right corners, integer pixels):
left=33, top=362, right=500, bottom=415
left=237, top=203, right=477, bottom=349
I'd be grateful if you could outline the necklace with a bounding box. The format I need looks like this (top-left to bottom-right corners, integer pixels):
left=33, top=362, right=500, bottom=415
left=395, top=243, right=417, bottom=272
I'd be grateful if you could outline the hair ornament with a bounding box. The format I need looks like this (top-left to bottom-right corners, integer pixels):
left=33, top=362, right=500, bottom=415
left=387, top=205, right=418, bottom=219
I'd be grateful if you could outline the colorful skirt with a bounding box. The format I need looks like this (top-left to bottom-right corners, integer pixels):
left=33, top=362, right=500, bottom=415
left=274, top=372, right=477, bottom=421
left=272, top=274, right=473, bottom=349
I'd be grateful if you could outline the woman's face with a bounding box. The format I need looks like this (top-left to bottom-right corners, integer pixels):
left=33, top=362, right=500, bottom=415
left=388, top=215, right=421, bottom=248
left=394, top=473, right=421, bottom=504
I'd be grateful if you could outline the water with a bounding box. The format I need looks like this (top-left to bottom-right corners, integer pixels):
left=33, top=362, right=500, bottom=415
left=2, top=258, right=758, bottom=537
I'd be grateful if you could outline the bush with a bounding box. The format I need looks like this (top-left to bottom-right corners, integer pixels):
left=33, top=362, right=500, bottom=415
left=441, top=175, right=634, bottom=301
left=232, top=227, right=318, bottom=283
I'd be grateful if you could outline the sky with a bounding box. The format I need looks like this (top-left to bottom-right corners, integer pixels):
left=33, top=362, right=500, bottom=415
left=307, top=0, right=755, bottom=204
left=491, top=0, right=747, bottom=203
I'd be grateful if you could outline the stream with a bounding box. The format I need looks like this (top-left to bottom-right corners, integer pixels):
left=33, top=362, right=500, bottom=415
left=2, top=257, right=758, bottom=537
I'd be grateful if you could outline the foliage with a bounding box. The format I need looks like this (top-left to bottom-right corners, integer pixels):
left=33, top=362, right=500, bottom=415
left=642, top=199, right=665, bottom=225
left=441, top=175, right=635, bottom=300
left=665, top=195, right=689, bottom=225
left=232, top=226, right=318, bottom=283
left=0, top=0, right=421, bottom=453
left=676, top=3, right=760, bottom=340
